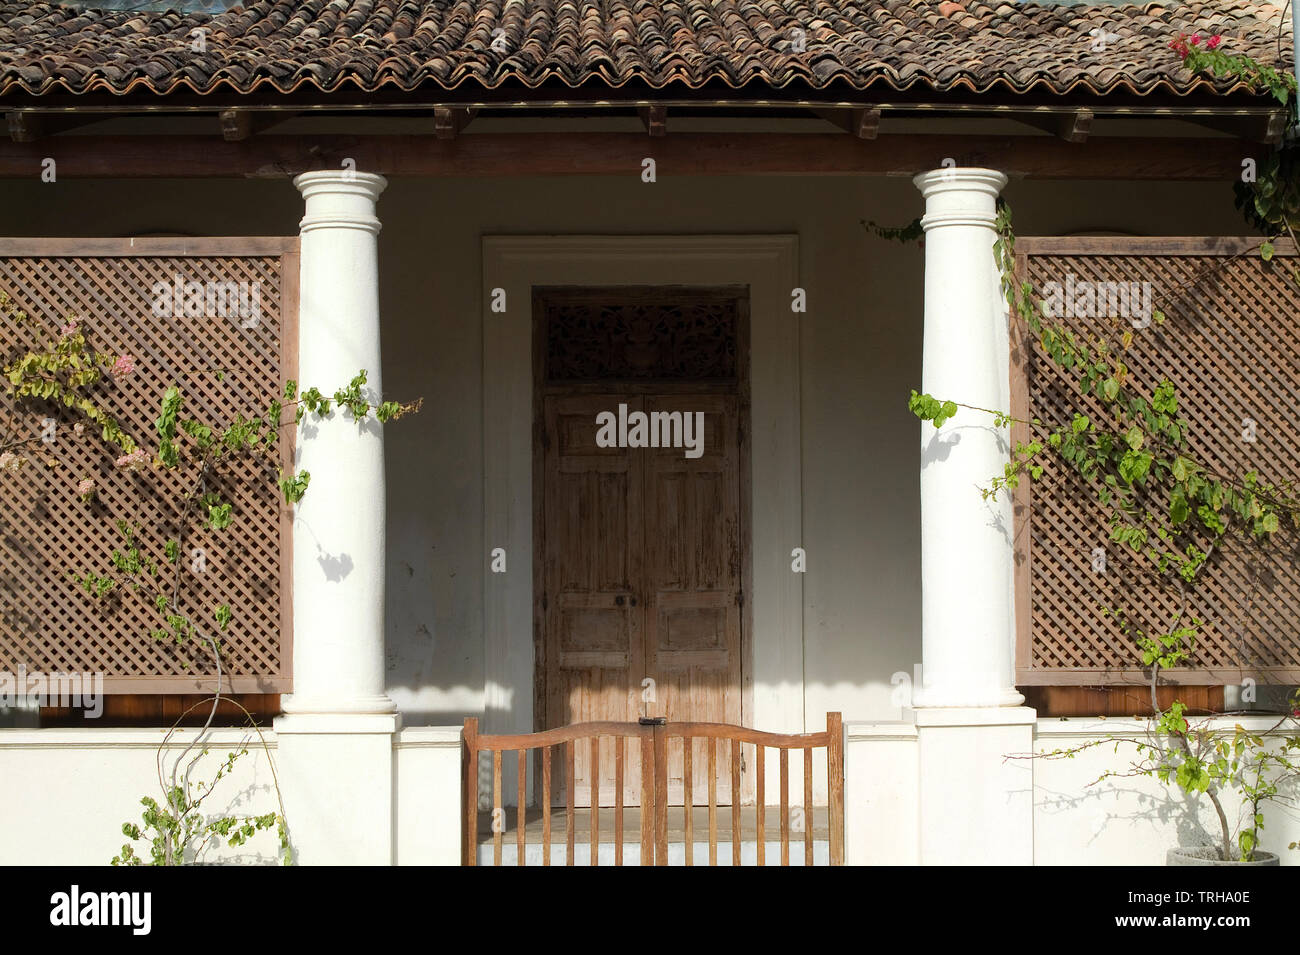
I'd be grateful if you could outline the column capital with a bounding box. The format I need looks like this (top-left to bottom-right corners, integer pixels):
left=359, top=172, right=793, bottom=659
left=294, top=170, right=388, bottom=234
left=913, top=167, right=1007, bottom=232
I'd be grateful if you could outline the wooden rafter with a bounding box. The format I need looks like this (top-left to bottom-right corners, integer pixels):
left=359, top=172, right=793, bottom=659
left=638, top=106, right=667, bottom=137
left=434, top=107, right=478, bottom=140
left=814, top=107, right=881, bottom=139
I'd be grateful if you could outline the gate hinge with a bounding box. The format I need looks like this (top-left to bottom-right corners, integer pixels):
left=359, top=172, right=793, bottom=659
left=639, top=716, right=666, bottom=726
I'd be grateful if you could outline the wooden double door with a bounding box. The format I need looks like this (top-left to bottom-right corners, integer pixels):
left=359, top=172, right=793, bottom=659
left=539, top=392, right=745, bottom=806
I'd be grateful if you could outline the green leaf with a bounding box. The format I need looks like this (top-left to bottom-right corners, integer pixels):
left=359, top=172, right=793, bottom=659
left=1260, top=241, right=1275, bottom=262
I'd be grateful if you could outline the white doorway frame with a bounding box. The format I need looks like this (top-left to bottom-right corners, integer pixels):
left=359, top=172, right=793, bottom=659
left=482, top=235, right=803, bottom=748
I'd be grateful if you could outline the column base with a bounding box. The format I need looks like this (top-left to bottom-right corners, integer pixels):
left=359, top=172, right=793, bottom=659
left=911, top=686, right=1026, bottom=709
left=273, top=711, right=400, bottom=864
left=279, top=693, right=398, bottom=716
left=916, top=705, right=1037, bottom=865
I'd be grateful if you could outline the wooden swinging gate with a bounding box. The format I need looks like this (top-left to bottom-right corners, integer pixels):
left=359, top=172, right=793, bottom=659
left=463, top=712, right=844, bottom=866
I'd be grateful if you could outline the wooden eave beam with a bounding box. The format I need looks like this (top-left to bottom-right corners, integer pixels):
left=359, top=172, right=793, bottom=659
left=434, top=107, right=478, bottom=140
left=814, top=107, right=881, bottom=139
left=0, top=133, right=1259, bottom=180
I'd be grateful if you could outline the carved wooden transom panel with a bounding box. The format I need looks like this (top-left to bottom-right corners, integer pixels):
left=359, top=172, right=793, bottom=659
left=536, top=286, right=744, bottom=384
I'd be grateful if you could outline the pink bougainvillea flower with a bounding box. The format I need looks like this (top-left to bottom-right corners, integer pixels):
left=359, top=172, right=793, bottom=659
left=0, top=451, right=24, bottom=473
left=60, top=320, right=79, bottom=337
left=1190, top=33, right=1201, bottom=45
left=109, top=353, right=135, bottom=383
left=114, top=448, right=150, bottom=472
left=73, top=423, right=85, bottom=436
left=1168, top=33, right=1191, bottom=59
left=1206, top=35, right=1222, bottom=50
left=76, top=478, right=95, bottom=499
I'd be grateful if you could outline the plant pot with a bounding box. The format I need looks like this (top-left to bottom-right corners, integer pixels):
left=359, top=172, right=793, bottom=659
left=1167, top=846, right=1279, bottom=866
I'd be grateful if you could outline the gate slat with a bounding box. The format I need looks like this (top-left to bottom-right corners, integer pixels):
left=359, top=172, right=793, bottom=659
left=542, top=745, right=552, bottom=867
left=493, top=750, right=503, bottom=867
left=640, top=735, right=654, bottom=866
left=566, top=741, right=575, bottom=866
left=517, top=748, right=527, bottom=866
left=756, top=744, right=765, bottom=867
left=780, top=748, right=789, bottom=867
left=654, top=724, right=668, bottom=866
left=590, top=736, right=599, bottom=866
left=615, top=736, right=624, bottom=867
left=707, top=737, right=718, bottom=866
left=731, top=741, right=741, bottom=866
left=804, top=746, right=814, bottom=866
left=683, top=736, right=693, bottom=867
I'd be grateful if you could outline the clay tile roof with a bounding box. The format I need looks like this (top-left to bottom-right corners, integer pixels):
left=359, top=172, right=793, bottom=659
left=0, top=0, right=1292, bottom=100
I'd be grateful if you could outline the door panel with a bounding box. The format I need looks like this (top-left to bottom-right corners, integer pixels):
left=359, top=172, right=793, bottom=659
left=642, top=396, right=742, bottom=805
left=544, top=394, right=644, bottom=807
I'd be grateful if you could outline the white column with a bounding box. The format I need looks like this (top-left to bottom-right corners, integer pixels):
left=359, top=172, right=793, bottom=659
left=910, top=167, right=1036, bottom=866
left=274, top=170, right=397, bottom=865
left=283, top=170, right=393, bottom=717
left=912, top=167, right=1022, bottom=709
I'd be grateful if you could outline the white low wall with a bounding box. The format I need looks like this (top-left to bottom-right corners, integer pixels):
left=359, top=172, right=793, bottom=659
left=394, top=727, right=462, bottom=865
left=846, top=715, right=1300, bottom=866
left=1032, top=717, right=1300, bottom=865
left=8, top=716, right=1297, bottom=865
left=0, top=725, right=464, bottom=866
left=845, top=721, right=919, bottom=865
left=0, top=727, right=282, bottom=865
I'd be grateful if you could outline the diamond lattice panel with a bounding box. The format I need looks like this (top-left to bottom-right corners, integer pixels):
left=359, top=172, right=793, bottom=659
left=1020, top=242, right=1300, bottom=684
left=0, top=252, right=290, bottom=692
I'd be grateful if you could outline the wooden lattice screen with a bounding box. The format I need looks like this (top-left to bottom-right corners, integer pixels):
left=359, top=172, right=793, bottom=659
left=0, top=237, right=298, bottom=693
left=1012, top=237, right=1300, bottom=687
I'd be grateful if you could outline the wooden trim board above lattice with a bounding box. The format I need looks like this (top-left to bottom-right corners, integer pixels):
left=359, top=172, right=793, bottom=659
left=1012, top=237, right=1299, bottom=688
left=0, top=237, right=298, bottom=694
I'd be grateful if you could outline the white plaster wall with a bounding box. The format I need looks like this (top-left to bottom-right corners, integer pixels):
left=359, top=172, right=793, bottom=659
left=0, top=173, right=1257, bottom=735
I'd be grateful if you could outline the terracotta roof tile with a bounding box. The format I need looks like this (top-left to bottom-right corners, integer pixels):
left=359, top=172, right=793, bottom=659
left=0, top=0, right=1292, bottom=100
